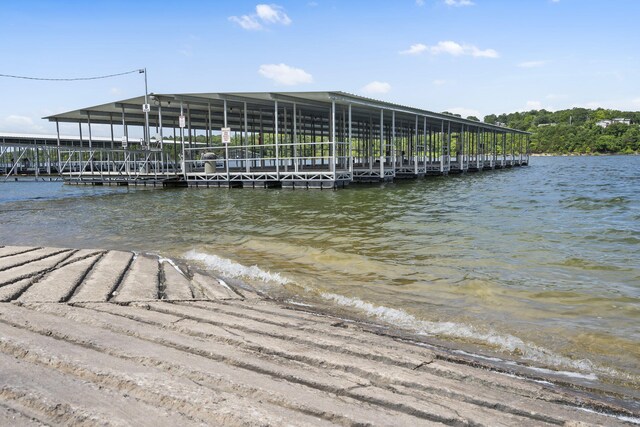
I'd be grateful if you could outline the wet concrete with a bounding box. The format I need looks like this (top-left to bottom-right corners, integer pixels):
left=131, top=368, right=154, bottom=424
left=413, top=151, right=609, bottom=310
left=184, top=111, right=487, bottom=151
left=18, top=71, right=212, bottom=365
left=0, top=245, right=636, bottom=426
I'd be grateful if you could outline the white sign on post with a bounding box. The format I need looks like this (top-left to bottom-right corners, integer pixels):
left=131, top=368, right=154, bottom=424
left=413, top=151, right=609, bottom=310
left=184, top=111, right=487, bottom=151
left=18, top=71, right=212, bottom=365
left=142, top=103, right=150, bottom=113
left=221, top=127, right=231, bottom=144
left=179, top=115, right=186, bottom=128
left=121, top=136, right=128, bottom=149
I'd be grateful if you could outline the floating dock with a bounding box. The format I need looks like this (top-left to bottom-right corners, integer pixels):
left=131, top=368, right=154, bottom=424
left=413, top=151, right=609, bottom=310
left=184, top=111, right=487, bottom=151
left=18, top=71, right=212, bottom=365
left=0, top=245, right=635, bottom=425
left=41, top=91, right=530, bottom=189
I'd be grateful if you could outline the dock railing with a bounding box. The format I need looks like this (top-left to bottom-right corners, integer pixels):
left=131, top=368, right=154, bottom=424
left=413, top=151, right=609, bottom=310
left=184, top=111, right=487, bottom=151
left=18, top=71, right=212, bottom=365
left=183, top=141, right=351, bottom=185
left=57, top=146, right=175, bottom=183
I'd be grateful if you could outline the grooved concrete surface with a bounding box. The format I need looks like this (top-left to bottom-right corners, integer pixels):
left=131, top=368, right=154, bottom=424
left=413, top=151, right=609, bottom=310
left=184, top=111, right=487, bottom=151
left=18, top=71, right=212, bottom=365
left=0, top=245, right=636, bottom=426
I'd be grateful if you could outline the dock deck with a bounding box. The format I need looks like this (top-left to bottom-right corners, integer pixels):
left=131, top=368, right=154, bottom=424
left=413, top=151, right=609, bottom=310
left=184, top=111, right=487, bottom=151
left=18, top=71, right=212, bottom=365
left=0, top=245, right=636, bottom=425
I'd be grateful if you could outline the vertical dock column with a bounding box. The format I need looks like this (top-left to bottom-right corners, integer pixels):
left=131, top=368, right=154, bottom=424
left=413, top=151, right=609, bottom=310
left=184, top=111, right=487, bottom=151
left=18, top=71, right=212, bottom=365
left=55, top=120, right=61, bottom=178
left=245, top=101, right=250, bottom=173
left=379, top=109, right=384, bottom=179
left=274, top=100, right=279, bottom=180
left=180, top=101, right=185, bottom=178
left=460, top=124, right=465, bottom=172
left=158, top=102, right=164, bottom=175
left=348, top=103, right=353, bottom=181
left=224, top=99, right=230, bottom=184
left=391, top=110, right=396, bottom=177
left=440, top=120, right=444, bottom=173
left=414, top=115, right=419, bottom=175
left=331, top=100, right=336, bottom=175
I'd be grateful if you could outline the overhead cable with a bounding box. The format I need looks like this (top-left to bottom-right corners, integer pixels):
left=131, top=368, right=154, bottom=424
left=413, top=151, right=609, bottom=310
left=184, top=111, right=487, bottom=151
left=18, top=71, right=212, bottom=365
left=0, top=69, right=144, bottom=81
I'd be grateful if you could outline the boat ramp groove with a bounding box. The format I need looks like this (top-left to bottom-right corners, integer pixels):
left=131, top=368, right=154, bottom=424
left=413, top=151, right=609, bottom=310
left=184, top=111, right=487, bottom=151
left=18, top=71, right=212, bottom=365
left=0, top=245, right=635, bottom=425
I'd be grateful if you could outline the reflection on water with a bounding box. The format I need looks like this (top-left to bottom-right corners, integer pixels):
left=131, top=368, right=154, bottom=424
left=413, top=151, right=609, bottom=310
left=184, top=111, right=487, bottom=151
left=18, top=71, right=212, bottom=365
left=0, top=155, right=639, bottom=390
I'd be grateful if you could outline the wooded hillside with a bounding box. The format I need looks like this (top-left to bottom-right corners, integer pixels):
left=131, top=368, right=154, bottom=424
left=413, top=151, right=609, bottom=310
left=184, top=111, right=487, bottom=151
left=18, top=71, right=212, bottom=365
left=481, top=108, right=640, bottom=154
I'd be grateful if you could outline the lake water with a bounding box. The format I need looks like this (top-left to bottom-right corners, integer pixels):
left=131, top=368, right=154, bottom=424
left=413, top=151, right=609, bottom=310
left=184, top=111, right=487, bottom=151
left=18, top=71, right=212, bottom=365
left=1, top=156, right=638, bottom=395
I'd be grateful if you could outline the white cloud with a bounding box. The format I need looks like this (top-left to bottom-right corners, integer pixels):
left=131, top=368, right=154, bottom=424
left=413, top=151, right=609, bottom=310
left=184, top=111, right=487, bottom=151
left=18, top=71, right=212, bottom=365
left=1, top=114, right=46, bottom=133
left=432, top=79, right=447, bottom=86
left=417, top=40, right=498, bottom=58
left=431, top=40, right=466, bottom=56
left=416, top=0, right=425, bottom=5
left=399, top=43, right=427, bottom=55
left=258, top=63, right=313, bottom=85
left=632, top=97, right=640, bottom=107
left=4, top=115, right=34, bottom=127
left=229, top=4, right=291, bottom=31
left=468, top=45, right=499, bottom=58
left=110, top=87, right=122, bottom=95
left=447, top=107, right=481, bottom=118
left=256, top=4, right=291, bottom=25
left=308, top=1, right=318, bottom=6
left=229, top=15, right=262, bottom=30
left=361, top=81, right=391, bottom=95
left=517, top=60, right=547, bottom=68
left=445, top=0, right=474, bottom=6
left=526, top=101, right=543, bottom=110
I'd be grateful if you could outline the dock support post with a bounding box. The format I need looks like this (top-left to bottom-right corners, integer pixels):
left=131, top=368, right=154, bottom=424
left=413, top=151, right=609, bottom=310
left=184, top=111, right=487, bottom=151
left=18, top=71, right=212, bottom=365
left=440, top=120, right=444, bottom=174
left=244, top=101, right=250, bottom=173
left=224, top=99, right=230, bottom=184
left=55, top=120, right=61, bottom=178
left=391, top=110, right=396, bottom=177
left=331, top=100, right=336, bottom=175
left=274, top=100, right=279, bottom=180
left=180, top=101, right=186, bottom=179
left=109, top=114, right=114, bottom=150
left=379, top=109, right=384, bottom=179
left=122, top=106, right=129, bottom=175
left=423, top=117, right=428, bottom=172
left=414, top=115, right=419, bottom=175
left=207, top=103, right=212, bottom=146
left=158, top=103, right=164, bottom=174
left=502, top=133, right=506, bottom=167
left=460, top=124, right=465, bottom=171
left=88, top=112, right=94, bottom=174
left=348, top=103, right=353, bottom=177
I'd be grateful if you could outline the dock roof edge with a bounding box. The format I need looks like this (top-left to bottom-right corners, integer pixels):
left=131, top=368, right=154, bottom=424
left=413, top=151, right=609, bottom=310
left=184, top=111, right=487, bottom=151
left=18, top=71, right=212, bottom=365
left=44, top=91, right=531, bottom=135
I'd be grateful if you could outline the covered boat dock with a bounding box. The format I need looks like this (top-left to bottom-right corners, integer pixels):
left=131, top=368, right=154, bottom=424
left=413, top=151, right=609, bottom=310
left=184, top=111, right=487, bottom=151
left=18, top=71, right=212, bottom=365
left=44, top=91, right=530, bottom=188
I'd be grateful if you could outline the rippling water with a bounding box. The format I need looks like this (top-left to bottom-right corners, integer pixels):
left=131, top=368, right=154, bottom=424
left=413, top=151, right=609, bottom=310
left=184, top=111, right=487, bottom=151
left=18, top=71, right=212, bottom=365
left=1, top=156, right=638, bottom=392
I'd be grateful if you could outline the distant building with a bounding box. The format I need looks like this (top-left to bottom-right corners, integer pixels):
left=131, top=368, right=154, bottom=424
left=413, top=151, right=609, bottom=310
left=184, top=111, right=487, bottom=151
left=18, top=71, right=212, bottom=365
left=495, top=121, right=507, bottom=127
left=596, top=118, right=631, bottom=128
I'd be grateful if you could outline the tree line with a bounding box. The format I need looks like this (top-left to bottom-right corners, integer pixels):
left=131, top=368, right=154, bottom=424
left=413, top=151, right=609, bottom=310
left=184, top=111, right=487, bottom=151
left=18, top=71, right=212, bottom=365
left=479, top=108, right=640, bottom=154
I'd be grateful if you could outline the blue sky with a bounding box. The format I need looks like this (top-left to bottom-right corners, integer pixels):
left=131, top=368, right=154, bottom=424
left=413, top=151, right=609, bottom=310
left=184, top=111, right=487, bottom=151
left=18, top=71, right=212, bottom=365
left=1, top=0, right=638, bottom=134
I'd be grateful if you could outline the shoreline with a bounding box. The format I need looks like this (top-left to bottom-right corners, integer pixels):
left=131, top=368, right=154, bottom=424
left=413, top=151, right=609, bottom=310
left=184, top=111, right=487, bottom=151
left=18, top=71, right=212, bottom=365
left=530, top=152, right=639, bottom=156
left=0, top=245, right=638, bottom=425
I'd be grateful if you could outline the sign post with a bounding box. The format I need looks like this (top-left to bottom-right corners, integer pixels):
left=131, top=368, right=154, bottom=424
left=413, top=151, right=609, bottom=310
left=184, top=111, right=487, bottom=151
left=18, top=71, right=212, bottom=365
left=221, top=127, right=231, bottom=182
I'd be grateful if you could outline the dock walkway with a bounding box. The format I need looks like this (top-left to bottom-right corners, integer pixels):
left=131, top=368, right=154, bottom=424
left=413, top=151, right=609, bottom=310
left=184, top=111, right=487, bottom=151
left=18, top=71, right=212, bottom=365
left=0, top=245, right=635, bottom=426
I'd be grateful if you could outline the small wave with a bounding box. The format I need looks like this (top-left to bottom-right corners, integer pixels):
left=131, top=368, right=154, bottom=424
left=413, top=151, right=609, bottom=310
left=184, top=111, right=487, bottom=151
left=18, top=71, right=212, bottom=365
left=577, top=407, right=640, bottom=425
left=183, top=249, right=291, bottom=285
left=321, top=292, right=598, bottom=375
left=563, top=195, right=630, bottom=211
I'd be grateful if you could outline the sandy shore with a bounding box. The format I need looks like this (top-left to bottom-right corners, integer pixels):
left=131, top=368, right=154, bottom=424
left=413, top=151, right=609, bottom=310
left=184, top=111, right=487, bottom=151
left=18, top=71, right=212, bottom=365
left=0, top=245, right=637, bottom=426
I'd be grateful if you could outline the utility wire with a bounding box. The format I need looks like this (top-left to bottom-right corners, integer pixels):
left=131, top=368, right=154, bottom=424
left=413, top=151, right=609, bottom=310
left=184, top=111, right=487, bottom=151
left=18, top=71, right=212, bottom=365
left=0, top=69, right=143, bottom=81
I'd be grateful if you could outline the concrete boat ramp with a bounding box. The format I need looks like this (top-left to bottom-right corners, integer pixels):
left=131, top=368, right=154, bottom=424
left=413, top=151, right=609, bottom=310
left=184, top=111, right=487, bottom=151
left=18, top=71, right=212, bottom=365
left=0, top=245, right=636, bottom=426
